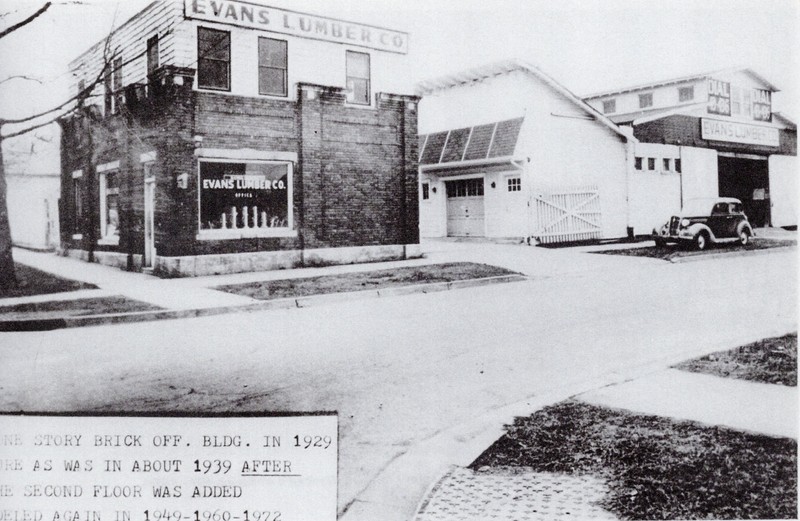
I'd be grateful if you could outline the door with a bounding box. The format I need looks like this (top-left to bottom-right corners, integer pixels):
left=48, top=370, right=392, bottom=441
left=143, top=176, right=155, bottom=268
left=445, top=178, right=485, bottom=237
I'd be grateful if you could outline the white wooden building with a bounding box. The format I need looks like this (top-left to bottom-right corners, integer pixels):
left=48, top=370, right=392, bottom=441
left=416, top=60, right=634, bottom=244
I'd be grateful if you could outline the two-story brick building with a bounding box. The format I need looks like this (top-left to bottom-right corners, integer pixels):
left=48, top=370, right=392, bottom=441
left=59, top=0, right=420, bottom=276
left=584, top=69, right=797, bottom=230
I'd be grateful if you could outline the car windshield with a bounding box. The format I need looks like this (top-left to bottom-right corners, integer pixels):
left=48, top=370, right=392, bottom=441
left=680, top=199, right=715, bottom=216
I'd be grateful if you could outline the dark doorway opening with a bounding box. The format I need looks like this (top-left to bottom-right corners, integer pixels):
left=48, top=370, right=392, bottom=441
left=718, top=156, right=770, bottom=227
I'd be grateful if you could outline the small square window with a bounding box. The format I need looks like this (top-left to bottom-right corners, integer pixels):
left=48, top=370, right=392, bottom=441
left=602, top=99, right=616, bottom=114
left=634, top=157, right=643, bottom=170
left=675, top=159, right=682, bottom=173
left=647, top=158, right=655, bottom=170
left=421, top=182, right=430, bottom=200
left=639, top=93, right=653, bottom=109
left=678, top=86, right=694, bottom=102
left=507, top=177, right=521, bottom=192
left=663, top=158, right=671, bottom=171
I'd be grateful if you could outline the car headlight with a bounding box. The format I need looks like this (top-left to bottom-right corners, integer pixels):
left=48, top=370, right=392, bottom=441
left=680, top=219, right=690, bottom=227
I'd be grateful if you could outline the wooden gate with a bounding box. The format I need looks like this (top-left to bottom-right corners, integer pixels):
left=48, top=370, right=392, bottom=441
left=533, top=186, right=602, bottom=244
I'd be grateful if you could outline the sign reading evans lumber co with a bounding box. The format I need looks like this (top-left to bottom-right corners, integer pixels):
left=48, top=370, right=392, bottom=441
left=701, top=118, right=780, bottom=147
left=185, top=0, right=409, bottom=54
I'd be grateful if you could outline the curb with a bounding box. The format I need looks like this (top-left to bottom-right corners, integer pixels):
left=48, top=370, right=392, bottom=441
left=0, top=274, right=527, bottom=332
left=668, top=244, right=796, bottom=263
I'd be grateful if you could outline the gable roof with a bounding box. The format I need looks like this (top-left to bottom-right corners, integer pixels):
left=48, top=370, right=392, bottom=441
left=415, top=59, right=631, bottom=142
left=583, top=67, right=780, bottom=100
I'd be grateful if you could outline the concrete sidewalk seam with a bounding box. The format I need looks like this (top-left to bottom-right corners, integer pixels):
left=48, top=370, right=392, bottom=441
left=0, top=274, right=528, bottom=332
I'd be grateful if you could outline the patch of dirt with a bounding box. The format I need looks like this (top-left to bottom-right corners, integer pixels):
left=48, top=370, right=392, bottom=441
left=593, top=238, right=795, bottom=261
left=1, top=263, right=97, bottom=299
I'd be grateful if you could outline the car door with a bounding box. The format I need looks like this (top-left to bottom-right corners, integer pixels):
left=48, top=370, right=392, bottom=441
left=707, top=202, right=729, bottom=238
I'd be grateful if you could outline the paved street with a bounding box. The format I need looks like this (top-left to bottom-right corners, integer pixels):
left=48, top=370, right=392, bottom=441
left=0, top=245, right=796, bottom=520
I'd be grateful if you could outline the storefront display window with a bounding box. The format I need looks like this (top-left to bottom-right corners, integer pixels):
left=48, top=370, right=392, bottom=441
left=199, top=160, right=293, bottom=236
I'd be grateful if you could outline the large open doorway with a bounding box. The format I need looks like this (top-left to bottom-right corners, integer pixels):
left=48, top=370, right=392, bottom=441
left=445, top=178, right=485, bottom=237
left=718, top=155, right=770, bottom=227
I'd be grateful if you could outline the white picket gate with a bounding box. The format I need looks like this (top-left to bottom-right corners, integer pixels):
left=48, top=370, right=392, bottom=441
left=532, top=186, right=602, bottom=244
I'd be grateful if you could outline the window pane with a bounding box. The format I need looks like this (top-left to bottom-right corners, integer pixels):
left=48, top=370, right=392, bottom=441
left=259, top=67, right=287, bottom=96
left=259, top=38, right=286, bottom=67
left=198, top=59, right=229, bottom=89
left=347, top=78, right=369, bottom=105
left=199, top=28, right=230, bottom=61
left=346, top=51, right=369, bottom=78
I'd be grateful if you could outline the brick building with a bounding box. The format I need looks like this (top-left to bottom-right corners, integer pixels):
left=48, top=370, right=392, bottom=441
left=59, top=0, right=419, bottom=276
left=584, top=69, right=797, bottom=230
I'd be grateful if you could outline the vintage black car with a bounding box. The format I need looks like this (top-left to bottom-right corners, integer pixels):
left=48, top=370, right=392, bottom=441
left=653, top=197, right=755, bottom=250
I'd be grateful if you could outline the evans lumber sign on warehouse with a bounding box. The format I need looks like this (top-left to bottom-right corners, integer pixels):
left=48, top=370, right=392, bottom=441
left=185, top=0, right=409, bottom=54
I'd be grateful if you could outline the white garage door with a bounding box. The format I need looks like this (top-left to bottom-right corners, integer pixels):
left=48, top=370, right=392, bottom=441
left=446, top=178, right=485, bottom=237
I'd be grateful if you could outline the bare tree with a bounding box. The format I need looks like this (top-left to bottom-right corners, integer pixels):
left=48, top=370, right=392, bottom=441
left=0, top=1, right=112, bottom=289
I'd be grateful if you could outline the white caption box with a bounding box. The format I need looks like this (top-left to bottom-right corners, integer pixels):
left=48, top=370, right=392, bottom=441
left=0, top=414, right=338, bottom=521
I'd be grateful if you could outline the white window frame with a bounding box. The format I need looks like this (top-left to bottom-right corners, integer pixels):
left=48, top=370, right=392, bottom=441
left=196, top=157, right=296, bottom=240
left=97, top=164, right=121, bottom=246
left=506, top=176, right=522, bottom=192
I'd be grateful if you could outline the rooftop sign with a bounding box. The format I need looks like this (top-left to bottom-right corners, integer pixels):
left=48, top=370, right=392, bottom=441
left=185, top=0, right=409, bottom=54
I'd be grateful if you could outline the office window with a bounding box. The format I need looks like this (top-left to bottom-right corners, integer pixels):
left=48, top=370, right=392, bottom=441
left=258, top=37, right=288, bottom=96
left=99, top=170, right=120, bottom=243
left=663, top=158, right=671, bottom=171
left=634, top=157, right=643, bottom=170
left=147, top=35, right=159, bottom=78
left=507, top=177, right=522, bottom=192
left=602, top=99, right=616, bottom=114
left=198, top=27, right=231, bottom=90
left=647, top=158, right=655, bottom=170
left=678, top=86, right=694, bottom=102
left=639, top=93, right=653, bottom=109
left=199, top=161, right=291, bottom=233
left=346, top=51, right=370, bottom=105
left=421, top=182, right=430, bottom=200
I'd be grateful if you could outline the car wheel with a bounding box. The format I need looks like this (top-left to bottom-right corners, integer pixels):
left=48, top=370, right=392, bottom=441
left=694, top=232, right=708, bottom=251
left=738, top=229, right=750, bottom=246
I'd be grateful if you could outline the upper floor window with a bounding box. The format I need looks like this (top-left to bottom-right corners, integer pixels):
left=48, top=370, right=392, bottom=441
left=147, top=35, right=159, bottom=79
left=258, top=37, right=288, bottom=97
left=602, top=99, right=616, bottom=114
left=678, top=86, right=694, bottom=102
left=639, top=93, right=653, bottom=109
left=346, top=51, right=370, bottom=105
left=198, top=27, right=231, bottom=91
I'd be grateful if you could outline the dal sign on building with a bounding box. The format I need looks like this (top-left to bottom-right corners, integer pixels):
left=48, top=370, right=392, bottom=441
left=59, top=0, right=419, bottom=276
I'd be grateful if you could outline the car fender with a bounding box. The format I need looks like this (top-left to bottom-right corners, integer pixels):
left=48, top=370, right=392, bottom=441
left=685, top=222, right=715, bottom=241
left=736, top=221, right=754, bottom=236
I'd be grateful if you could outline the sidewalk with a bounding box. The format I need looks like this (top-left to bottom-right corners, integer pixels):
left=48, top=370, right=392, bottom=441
left=408, top=364, right=798, bottom=521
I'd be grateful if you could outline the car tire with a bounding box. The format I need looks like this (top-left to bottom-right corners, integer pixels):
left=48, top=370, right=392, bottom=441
left=694, top=232, right=708, bottom=251
left=738, top=229, right=750, bottom=246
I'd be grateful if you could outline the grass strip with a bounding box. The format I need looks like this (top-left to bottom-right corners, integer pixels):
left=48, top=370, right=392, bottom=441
left=0, top=296, right=161, bottom=320
left=0, top=263, right=97, bottom=299
left=674, top=333, right=797, bottom=386
left=471, top=401, right=797, bottom=520
left=216, top=262, right=518, bottom=300
left=593, top=238, right=795, bottom=261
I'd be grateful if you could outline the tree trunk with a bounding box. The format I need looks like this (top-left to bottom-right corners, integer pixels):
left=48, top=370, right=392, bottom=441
left=0, top=138, right=18, bottom=289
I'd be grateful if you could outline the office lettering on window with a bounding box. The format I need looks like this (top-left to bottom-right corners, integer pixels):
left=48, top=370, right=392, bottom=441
left=199, top=161, right=291, bottom=233
left=346, top=51, right=370, bottom=105
left=259, top=37, right=288, bottom=96
left=198, top=27, right=231, bottom=90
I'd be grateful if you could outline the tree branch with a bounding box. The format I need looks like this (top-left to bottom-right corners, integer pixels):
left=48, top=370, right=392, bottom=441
left=0, top=2, right=51, bottom=40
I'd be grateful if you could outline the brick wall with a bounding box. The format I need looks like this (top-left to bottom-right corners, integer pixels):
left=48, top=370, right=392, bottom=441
left=59, top=66, right=420, bottom=270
